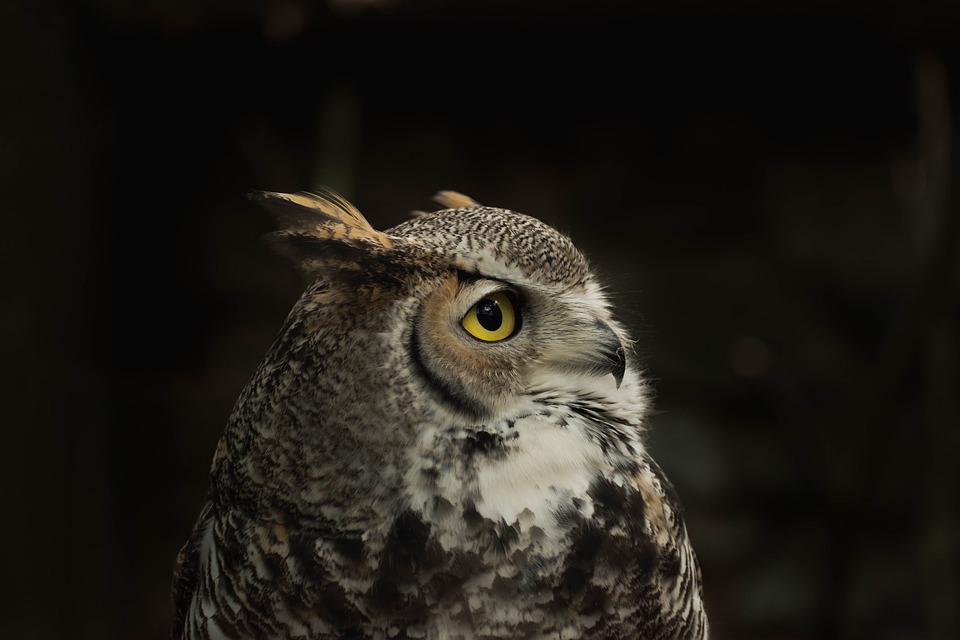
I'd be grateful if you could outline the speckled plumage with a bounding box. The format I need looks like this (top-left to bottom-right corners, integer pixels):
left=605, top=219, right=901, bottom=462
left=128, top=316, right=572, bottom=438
left=173, top=190, right=709, bottom=639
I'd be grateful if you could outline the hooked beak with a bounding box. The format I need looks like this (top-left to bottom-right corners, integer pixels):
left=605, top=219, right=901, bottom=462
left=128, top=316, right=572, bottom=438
left=596, top=320, right=626, bottom=388
left=556, top=319, right=627, bottom=388
left=537, top=318, right=627, bottom=390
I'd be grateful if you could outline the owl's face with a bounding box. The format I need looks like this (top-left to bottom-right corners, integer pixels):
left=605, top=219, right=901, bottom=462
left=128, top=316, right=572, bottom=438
left=410, top=260, right=626, bottom=421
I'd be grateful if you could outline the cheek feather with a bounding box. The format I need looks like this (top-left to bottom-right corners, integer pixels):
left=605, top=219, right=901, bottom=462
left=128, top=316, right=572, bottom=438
left=420, top=276, right=483, bottom=372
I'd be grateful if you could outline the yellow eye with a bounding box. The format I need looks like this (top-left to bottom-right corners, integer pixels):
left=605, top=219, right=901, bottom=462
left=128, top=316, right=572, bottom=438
left=461, top=292, right=517, bottom=342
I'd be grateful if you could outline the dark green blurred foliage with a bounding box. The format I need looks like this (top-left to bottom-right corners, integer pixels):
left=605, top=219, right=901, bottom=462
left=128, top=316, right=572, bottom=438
left=2, top=1, right=958, bottom=639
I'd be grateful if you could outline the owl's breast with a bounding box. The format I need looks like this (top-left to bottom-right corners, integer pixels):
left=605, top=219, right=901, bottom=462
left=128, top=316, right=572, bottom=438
left=384, top=407, right=673, bottom=637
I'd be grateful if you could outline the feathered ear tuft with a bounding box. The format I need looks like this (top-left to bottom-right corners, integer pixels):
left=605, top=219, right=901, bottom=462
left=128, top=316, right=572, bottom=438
left=431, top=191, right=480, bottom=209
left=251, top=189, right=396, bottom=276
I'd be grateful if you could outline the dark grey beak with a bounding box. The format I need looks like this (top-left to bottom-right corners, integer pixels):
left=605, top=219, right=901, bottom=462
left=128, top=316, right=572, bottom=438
left=596, top=320, right=626, bottom=388
left=549, top=319, right=627, bottom=389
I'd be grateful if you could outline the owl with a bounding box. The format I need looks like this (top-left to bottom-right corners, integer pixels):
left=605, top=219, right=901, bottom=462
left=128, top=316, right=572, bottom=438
left=172, top=189, right=709, bottom=639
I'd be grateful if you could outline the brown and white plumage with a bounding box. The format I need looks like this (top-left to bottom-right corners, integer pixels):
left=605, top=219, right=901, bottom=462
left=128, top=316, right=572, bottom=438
left=173, top=191, right=708, bottom=639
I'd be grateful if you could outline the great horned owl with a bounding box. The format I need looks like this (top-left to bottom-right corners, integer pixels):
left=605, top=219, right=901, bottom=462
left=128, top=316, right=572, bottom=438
left=173, top=190, right=709, bottom=639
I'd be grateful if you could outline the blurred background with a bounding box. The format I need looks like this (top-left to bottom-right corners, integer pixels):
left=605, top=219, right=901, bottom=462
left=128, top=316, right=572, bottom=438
left=2, top=1, right=959, bottom=638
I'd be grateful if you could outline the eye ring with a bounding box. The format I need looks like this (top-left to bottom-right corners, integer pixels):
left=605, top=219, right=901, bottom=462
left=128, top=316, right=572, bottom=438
left=461, top=291, right=518, bottom=342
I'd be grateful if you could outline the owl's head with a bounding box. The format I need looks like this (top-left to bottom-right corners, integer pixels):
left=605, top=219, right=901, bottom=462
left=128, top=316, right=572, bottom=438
left=255, top=190, right=633, bottom=423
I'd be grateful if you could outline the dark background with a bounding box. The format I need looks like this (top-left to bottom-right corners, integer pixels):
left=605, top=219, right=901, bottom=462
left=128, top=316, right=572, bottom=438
left=2, top=1, right=959, bottom=638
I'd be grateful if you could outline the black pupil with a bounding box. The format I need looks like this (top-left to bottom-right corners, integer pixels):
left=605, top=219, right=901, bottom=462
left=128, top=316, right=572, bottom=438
left=475, top=299, right=503, bottom=332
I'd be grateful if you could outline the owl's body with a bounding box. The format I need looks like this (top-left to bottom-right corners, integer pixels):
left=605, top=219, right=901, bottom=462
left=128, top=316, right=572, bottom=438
left=173, top=192, right=708, bottom=639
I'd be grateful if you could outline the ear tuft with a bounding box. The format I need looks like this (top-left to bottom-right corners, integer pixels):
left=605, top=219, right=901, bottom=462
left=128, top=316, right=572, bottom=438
left=251, top=189, right=394, bottom=249
left=431, top=191, right=480, bottom=209
left=251, top=189, right=395, bottom=275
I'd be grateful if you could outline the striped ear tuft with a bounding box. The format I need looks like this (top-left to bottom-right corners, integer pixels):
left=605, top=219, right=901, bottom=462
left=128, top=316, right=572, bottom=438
left=251, top=189, right=395, bottom=276
left=252, top=189, right=394, bottom=249
left=431, top=191, right=480, bottom=209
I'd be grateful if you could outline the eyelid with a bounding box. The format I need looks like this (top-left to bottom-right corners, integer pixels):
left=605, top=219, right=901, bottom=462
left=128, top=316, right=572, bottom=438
left=459, top=278, right=518, bottom=304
